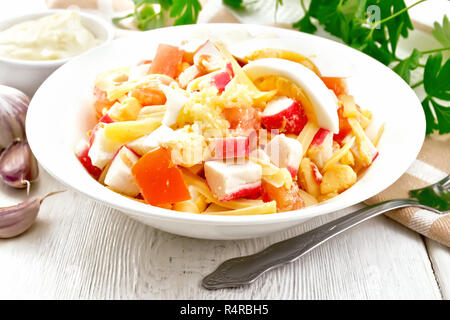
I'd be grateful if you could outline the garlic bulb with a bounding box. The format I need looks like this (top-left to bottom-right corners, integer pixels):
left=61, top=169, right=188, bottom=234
left=0, top=85, right=29, bottom=153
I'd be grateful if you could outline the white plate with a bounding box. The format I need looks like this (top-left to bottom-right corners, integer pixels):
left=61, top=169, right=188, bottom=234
left=26, top=24, right=425, bottom=240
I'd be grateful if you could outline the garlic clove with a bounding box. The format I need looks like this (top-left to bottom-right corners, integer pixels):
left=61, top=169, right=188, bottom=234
left=0, top=140, right=39, bottom=189
left=0, top=191, right=65, bottom=239
left=0, top=85, right=29, bottom=152
left=0, top=197, right=40, bottom=238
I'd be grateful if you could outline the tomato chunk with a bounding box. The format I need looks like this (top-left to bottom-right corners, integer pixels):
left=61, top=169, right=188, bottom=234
left=261, top=180, right=304, bottom=212
left=131, top=148, right=191, bottom=206
left=321, top=77, right=348, bottom=97
left=130, top=86, right=166, bottom=106
left=222, top=106, right=261, bottom=132
left=148, top=44, right=184, bottom=79
left=93, top=87, right=115, bottom=118
left=333, top=106, right=352, bottom=143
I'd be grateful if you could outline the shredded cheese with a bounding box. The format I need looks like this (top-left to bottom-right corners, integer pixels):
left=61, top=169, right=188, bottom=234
left=297, top=121, right=320, bottom=157
left=340, top=95, right=359, bottom=118
left=347, top=117, right=376, bottom=166
left=249, top=156, right=292, bottom=189
left=372, top=122, right=385, bottom=147
left=103, top=117, right=161, bottom=144
left=205, top=201, right=277, bottom=215
left=106, top=74, right=173, bottom=100
left=322, top=136, right=356, bottom=172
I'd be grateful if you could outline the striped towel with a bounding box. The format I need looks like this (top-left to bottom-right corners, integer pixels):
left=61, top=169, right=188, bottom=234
left=366, top=138, right=450, bottom=247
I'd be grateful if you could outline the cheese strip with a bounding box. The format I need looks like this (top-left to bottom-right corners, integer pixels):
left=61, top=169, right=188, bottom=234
left=348, top=117, right=376, bottom=165
left=106, top=74, right=174, bottom=100
left=137, top=111, right=165, bottom=120
left=297, top=121, right=320, bottom=157
left=322, top=136, right=356, bottom=172
left=204, top=203, right=229, bottom=212
left=249, top=156, right=292, bottom=189
left=103, top=117, right=161, bottom=144
left=205, top=201, right=277, bottom=215
left=372, top=123, right=385, bottom=147
left=341, top=95, right=358, bottom=118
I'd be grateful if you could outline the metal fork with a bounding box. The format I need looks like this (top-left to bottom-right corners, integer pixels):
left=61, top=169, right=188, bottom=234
left=202, top=175, right=450, bottom=290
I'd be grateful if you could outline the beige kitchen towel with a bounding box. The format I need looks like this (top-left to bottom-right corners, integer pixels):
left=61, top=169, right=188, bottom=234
left=47, top=0, right=450, bottom=247
left=365, top=138, right=450, bottom=247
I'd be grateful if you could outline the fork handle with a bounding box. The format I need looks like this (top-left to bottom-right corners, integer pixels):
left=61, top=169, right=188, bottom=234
left=202, top=198, right=426, bottom=290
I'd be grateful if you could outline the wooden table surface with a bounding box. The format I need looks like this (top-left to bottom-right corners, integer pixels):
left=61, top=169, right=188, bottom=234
left=1, top=0, right=449, bottom=300
left=1, top=169, right=449, bottom=300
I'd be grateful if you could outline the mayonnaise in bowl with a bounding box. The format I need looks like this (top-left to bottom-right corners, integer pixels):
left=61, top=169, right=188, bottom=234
left=0, top=10, right=101, bottom=61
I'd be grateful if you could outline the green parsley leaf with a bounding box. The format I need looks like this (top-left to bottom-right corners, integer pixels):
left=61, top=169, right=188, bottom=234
left=293, top=13, right=317, bottom=34
left=170, top=0, right=202, bottom=25
left=424, top=53, right=450, bottom=101
left=421, top=97, right=437, bottom=135
left=376, top=0, right=413, bottom=56
left=222, top=0, right=244, bottom=9
left=422, top=97, right=450, bottom=135
left=421, top=53, right=450, bottom=134
left=433, top=100, right=450, bottom=134
left=113, top=0, right=201, bottom=31
left=393, top=48, right=422, bottom=84
left=433, top=15, right=450, bottom=48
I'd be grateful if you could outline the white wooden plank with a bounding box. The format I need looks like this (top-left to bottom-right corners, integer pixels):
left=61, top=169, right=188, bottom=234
left=0, top=169, right=442, bottom=299
left=426, top=239, right=450, bottom=300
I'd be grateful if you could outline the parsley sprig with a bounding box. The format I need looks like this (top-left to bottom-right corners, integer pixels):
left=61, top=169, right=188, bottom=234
left=293, top=0, right=449, bottom=135
left=113, top=0, right=202, bottom=30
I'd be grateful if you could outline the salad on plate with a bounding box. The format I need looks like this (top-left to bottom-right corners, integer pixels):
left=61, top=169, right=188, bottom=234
left=75, top=40, right=384, bottom=215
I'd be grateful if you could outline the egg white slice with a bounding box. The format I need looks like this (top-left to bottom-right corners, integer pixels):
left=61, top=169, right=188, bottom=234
left=243, top=58, right=339, bottom=134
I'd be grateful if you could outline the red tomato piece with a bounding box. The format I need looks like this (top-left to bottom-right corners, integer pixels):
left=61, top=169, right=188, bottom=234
left=261, top=180, right=304, bottom=212
left=321, top=77, right=348, bottom=97
left=222, top=106, right=261, bottom=132
left=130, top=86, right=166, bottom=106
left=333, top=106, right=352, bottom=143
left=131, top=148, right=191, bottom=206
left=148, top=44, right=184, bottom=79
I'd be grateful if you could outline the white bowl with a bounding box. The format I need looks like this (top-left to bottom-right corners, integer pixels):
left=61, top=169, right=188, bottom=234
left=0, top=9, right=115, bottom=97
left=26, top=24, right=425, bottom=240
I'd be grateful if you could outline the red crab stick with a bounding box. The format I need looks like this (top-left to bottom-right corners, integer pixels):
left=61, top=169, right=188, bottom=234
left=261, top=96, right=308, bottom=135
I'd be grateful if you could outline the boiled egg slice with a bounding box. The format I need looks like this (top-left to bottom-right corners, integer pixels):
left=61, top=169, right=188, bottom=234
left=243, top=58, right=339, bottom=134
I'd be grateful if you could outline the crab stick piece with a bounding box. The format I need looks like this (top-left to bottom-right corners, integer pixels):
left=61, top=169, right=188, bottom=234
left=204, top=160, right=262, bottom=202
